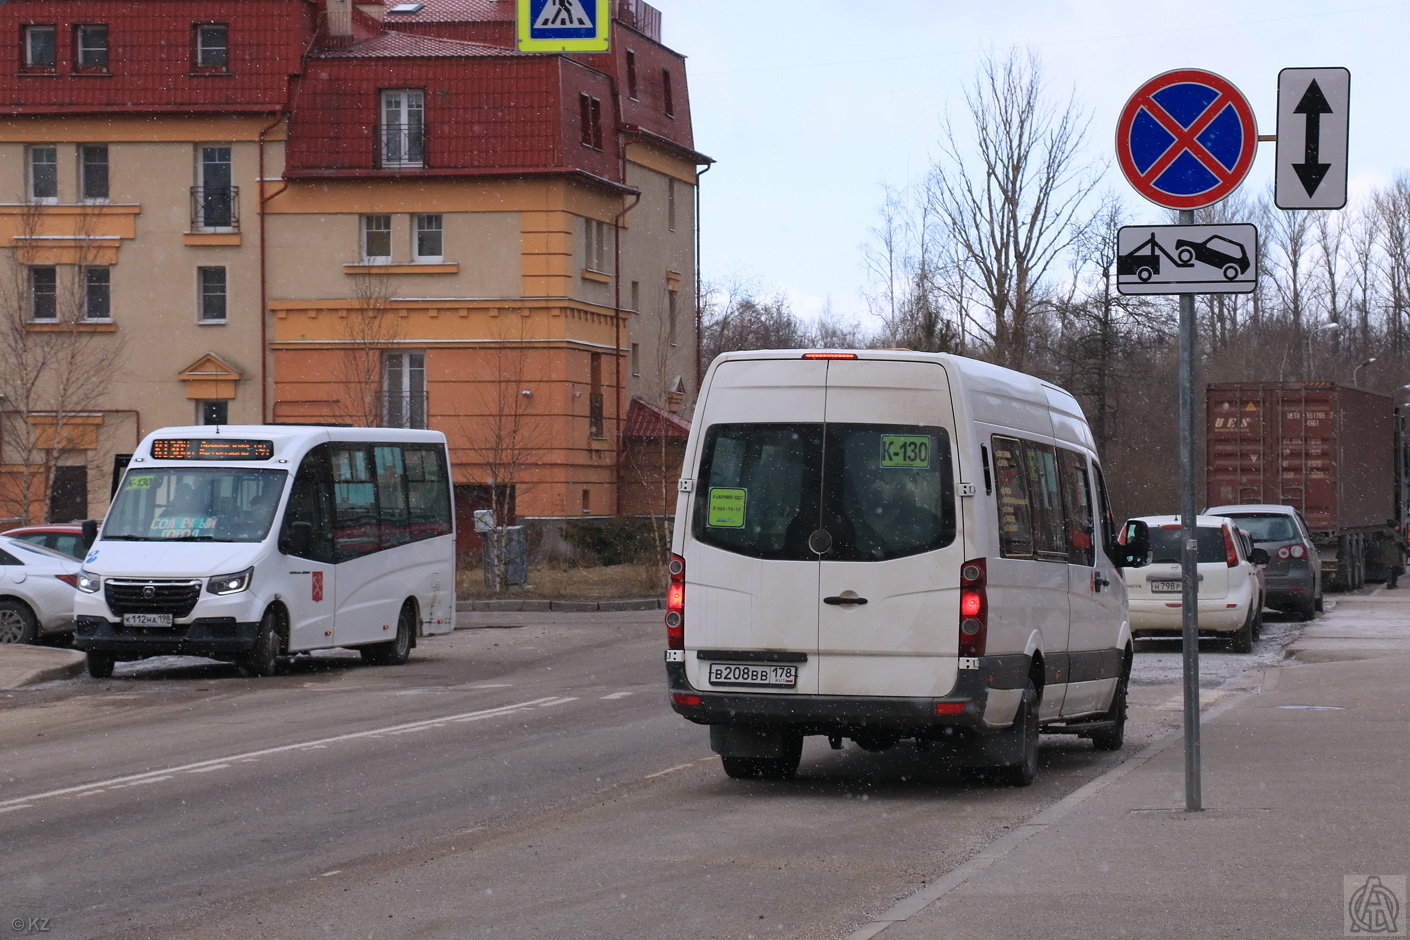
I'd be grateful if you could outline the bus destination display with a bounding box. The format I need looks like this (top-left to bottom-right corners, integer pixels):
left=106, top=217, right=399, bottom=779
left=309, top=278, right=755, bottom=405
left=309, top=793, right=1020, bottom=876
left=150, top=439, right=275, bottom=461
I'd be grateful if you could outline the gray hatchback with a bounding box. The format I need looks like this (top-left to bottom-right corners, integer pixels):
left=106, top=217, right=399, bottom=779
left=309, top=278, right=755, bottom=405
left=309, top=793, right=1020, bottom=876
left=1205, top=504, right=1322, bottom=620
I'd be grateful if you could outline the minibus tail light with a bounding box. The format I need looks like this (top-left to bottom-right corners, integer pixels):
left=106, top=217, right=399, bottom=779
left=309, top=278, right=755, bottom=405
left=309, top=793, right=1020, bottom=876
left=666, top=553, right=685, bottom=649
left=801, top=352, right=858, bottom=360
left=959, top=558, right=987, bottom=658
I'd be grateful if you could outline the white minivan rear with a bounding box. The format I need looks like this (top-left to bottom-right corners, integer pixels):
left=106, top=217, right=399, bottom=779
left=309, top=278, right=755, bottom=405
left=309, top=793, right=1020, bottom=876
left=666, top=351, right=1134, bottom=785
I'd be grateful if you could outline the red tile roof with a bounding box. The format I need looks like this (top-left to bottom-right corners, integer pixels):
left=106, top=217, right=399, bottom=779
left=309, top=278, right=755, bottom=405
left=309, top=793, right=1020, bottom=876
left=316, top=30, right=516, bottom=58
left=624, top=397, right=691, bottom=441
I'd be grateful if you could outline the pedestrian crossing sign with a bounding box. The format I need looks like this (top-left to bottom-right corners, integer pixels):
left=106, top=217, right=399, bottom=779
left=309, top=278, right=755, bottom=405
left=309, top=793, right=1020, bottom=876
left=517, top=0, right=611, bottom=52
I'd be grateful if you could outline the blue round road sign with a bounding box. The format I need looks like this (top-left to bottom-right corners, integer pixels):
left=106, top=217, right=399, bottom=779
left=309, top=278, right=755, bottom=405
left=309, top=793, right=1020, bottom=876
left=1116, top=69, right=1258, bottom=210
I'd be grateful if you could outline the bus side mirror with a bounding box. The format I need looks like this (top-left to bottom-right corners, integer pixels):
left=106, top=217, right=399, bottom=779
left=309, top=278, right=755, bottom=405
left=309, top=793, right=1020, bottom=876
left=284, top=521, right=312, bottom=557
left=81, top=519, right=99, bottom=551
left=1117, top=521, right=1149, bottom=569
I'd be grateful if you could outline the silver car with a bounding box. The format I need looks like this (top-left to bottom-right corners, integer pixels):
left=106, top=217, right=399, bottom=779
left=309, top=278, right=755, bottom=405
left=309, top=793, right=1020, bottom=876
left=1205, top=504, right=1322, bottom=621
left=0, top=536, right=82, bottom=644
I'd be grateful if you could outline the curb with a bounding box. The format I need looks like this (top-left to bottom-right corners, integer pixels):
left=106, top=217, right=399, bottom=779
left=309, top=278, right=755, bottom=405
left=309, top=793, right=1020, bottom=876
left=0, top=646, right=88, bottom=690
left=456, top=597, right=663, bottom=613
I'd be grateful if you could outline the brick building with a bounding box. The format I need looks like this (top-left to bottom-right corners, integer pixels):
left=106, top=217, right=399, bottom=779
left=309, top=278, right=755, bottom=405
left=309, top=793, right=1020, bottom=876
left=0, top=0, right=706, bottom=534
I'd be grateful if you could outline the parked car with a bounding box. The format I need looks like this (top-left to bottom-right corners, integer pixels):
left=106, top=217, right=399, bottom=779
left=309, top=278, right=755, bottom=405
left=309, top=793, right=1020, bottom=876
left=2, top=523, right=93, bottom=561
left=1120, top=515, right=1268, bottom=653
left=1205, top=504, right=1322, bottom=620
left=0, top=536, right=82, bottom=644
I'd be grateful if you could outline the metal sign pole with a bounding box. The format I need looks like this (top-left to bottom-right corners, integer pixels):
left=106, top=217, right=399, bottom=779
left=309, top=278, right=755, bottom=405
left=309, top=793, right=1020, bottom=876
left=1178, top=206, right=1202, bottom=812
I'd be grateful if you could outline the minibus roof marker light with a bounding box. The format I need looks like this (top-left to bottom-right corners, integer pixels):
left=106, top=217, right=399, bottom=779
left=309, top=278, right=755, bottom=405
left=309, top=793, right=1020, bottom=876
left=801, top=352, right=858, bottom=360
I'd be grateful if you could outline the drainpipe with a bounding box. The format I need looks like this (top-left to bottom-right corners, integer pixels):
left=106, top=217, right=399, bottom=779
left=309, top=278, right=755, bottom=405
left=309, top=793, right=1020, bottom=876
left=258, top=112, right=289, bottom=424
left=694, top=160, right=711, bottom=397
left=613, top=184, right=642, bottom=517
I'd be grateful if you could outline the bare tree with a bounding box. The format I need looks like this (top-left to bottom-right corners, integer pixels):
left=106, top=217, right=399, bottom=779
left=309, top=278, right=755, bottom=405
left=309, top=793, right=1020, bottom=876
left=333, top=265, right=401, bottom=427
left=923, top=49, right=1103, bottom=371
left=0, top=202, right=125, bottom=525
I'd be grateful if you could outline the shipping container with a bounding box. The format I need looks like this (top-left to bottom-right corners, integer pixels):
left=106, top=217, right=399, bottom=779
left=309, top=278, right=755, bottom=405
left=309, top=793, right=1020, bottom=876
left=1206, top=382, right=1407, bottom=588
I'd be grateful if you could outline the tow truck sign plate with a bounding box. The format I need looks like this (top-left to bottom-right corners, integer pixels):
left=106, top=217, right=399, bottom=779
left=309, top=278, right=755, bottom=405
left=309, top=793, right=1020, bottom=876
left=1116, top=223, right=1258, bottom=295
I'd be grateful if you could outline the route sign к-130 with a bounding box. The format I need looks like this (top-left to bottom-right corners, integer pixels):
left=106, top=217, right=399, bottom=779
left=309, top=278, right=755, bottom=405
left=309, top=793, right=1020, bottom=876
left=1116, top=223, right=1258, bottom=295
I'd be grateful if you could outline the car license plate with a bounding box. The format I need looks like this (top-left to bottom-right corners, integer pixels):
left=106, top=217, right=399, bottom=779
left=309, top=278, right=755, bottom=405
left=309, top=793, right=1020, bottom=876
left=707, top=662, right=797, bottom=688
left=123, top=613, right=173, bottom=627
left=1150, top=580, right=1184, bottom=593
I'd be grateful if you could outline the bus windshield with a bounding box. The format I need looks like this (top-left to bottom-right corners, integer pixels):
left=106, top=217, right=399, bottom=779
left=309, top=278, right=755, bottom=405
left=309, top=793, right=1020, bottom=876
left=104, top=467, right=288, bottom=542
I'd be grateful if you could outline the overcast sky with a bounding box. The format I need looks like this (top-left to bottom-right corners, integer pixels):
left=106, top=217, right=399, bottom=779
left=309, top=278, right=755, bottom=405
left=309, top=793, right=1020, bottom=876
left=649, top=0, right=1410, bottom=324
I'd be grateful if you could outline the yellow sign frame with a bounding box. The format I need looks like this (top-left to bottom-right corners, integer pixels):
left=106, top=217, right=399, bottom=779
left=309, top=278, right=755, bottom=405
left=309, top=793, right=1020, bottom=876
left=516, top=0, right=611, bottom=53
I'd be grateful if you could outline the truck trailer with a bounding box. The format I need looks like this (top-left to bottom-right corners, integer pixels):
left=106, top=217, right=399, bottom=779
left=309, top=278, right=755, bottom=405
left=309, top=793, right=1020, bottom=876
left=1205, top=382, right=1410, bottom=590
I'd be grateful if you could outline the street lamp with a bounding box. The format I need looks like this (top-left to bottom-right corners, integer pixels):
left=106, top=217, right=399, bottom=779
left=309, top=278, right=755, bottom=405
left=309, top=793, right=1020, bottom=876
left=1354, top=357, right=1377, bottom=387
left=1306, top=322, right=1341, bottom=380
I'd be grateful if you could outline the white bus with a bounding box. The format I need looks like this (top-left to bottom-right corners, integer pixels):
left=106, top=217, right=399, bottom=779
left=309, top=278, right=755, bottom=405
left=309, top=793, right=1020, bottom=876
left=74, top=425, right=456, bottom=678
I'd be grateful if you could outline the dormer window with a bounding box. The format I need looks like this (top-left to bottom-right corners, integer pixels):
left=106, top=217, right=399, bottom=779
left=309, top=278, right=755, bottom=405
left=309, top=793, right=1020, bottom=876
left=74, top=24, right=108, bottom=71
left=22, top=25, right=56, bottom=70
left=194, top=23, right=228, bottom=71
left=380, top=89, right=425, bottom=168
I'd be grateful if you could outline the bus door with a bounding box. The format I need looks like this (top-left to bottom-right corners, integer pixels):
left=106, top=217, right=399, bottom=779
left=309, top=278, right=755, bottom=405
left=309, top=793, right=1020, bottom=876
left=279, top=444, right=337, bottom=650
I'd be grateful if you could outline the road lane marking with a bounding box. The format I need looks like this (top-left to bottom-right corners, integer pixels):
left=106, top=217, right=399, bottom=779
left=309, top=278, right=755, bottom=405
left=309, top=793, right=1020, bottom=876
left=601, top=692, right=633, bottom=700
left=0, top=696, right=567, bottom=811
left=645, top=763, right=697, bottom=779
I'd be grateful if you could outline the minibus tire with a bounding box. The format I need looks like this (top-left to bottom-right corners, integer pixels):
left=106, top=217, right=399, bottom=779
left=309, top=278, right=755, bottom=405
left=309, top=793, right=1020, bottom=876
left=242, top=609, right=282, bottom=678
left=86, top=650, right=115, bottom=679
left=362, top=604, right=414, bottom=666
left=720, top=734, right=803, bottom=781
left=999, top=681, right=1040, bottom=787
left=1091, top=653, right=1131, bottom=752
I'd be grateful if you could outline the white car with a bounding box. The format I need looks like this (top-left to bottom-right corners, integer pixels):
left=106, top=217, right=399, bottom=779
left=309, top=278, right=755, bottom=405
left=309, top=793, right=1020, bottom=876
left=0, top=536, right=82, bottom=644
left=1120, top=515, right=1268, bottom=653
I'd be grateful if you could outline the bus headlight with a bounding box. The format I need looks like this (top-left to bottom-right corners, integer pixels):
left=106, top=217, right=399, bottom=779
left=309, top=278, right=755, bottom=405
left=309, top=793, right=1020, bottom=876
left=77, top=570, right=101, bottom=594
left=207, top=567, right=253, bottom=595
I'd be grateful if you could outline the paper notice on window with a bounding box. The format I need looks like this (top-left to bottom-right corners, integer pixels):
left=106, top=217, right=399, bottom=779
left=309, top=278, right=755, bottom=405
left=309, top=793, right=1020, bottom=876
left=706, top=487, right=746, bottom=528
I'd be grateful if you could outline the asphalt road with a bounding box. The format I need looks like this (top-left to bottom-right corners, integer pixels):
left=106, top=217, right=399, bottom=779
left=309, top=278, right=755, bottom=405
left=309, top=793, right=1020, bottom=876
left=0, top=608, right=1306, bottom=940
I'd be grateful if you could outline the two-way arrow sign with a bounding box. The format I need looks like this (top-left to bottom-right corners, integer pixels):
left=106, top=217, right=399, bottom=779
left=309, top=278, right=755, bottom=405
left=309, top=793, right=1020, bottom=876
left=1276, top=67, right=1350, bottom=210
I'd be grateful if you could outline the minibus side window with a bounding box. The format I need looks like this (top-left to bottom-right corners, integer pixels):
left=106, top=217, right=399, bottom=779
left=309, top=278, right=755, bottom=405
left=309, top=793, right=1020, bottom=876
left=1058, top=448, right=1095, bottom=567
left=992, top=436, right=1033, bottom=558
left=405, top=446, right=453, bottom=540
left=1093, top=462, right=1119, bottom=561
left=374, top=445, right=410, bottom=549
left=281, top=444, right=335, bottom=563
left=1023, top=441, right=1066, bottom=561
left=332, top=446, right=380, bottom=560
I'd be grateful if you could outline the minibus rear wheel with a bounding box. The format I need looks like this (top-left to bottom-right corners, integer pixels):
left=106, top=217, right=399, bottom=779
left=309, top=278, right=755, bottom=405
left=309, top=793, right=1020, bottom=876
left=998, top=680, right=1040, bottom=787
left=362, top=602, right=414, bottom=667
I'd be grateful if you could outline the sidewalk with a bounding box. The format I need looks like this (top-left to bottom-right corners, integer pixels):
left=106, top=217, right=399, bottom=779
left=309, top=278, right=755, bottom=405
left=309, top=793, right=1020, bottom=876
left=848, top=586, right=1410, bottom=940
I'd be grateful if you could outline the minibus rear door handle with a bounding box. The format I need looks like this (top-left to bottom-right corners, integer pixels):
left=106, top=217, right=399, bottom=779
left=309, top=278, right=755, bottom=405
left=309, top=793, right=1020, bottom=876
left=823, top=595, right=868, bottom=606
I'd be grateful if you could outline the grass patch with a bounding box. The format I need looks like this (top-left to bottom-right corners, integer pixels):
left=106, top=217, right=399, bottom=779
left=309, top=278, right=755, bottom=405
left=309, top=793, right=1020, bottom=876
left=457, top=562, right=667, bottom=600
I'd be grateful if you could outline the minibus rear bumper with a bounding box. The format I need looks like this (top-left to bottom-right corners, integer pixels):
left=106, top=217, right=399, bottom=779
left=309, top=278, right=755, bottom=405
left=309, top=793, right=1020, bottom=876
left=73, top=616, right=260, bottom=658
left=666, top=653, right=1031, bottom=735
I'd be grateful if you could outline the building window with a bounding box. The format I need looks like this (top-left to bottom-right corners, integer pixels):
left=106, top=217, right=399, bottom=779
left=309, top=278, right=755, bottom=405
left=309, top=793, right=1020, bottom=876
left=363, top=215, right=392, bottom=261
left=414, top=214, right=442, bottom=261
left=84, top=267, right=110, bottom=319
left=380, top=89, right=424, bottom=168
left=193, top=23, right=227, bottom=71
left=668, top=289, right=679, bottom=346
left=23, top=25, right=55, bottom=69
left=28, top=146, right=57, bottom=202
left=667, top=178, right=676, bottom=232
left=626, top=50, right=637, bottom=100
left=384, top=351, right=426, bottom=429
left=584, top=218, right=608, bottom=272
left=198, top=266, right=226, bottom=321
left=578, top=93, right=602, bottom=150
left=80, top=145, right=108, bottom=201
left=631, top=343, right=640, bottom=377
left=74, top=24, right=108, bottom=70
left=630, top=280, right=640, bottom=312
left=589, top=352, right=604, bottom=438
left=30, top=267, right=56, bottom=320
left=662, top=68, right=674, bottom=117
left=200, top=401, right=228, bottom=425
left=194, top=145, right=235, bottom=230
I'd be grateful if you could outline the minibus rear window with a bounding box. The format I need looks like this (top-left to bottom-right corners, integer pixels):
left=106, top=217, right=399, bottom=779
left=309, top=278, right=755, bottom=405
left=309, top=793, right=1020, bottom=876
left=693, top=423, right=956, bottom=562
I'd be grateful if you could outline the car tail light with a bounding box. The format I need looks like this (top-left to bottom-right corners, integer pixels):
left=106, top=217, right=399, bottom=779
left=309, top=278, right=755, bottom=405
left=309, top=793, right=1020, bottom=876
left=55, top=573, right=79, bottom=589
left=1278, top=546, right=1291, bottom=559
left=666, top=553, right=685, bottom=649
left=1223, top=526, right=1238, bottom=568
left=1289, top=544, right=1306, bottom=559
left=959, top=558, right=987, bottom=658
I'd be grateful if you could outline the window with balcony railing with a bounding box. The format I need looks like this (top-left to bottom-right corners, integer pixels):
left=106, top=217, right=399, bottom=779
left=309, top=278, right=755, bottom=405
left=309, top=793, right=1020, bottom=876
left=384, top=351, right=427, bottom=429
left=190, top=185, right=239, bottom=231
left=379, top=90, right=425, bottom=168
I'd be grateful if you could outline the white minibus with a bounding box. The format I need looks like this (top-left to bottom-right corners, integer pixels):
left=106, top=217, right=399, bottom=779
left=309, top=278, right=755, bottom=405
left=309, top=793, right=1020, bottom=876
left=666, top=351, right=1141, bottom=785
left=74, top=425, right=456, bottom=678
